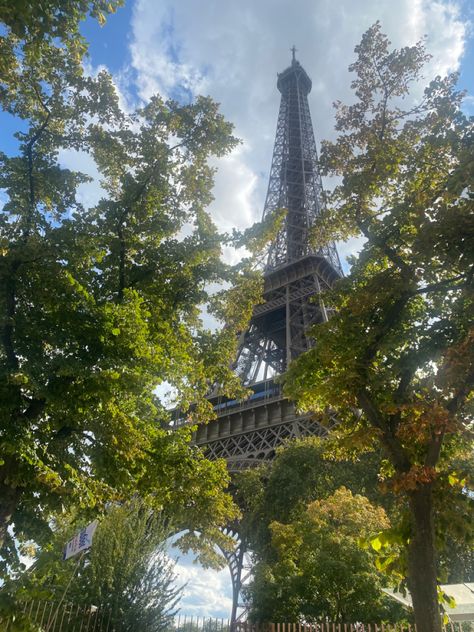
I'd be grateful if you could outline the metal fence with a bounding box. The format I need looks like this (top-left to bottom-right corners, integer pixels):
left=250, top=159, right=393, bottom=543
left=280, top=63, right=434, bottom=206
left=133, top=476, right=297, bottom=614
left=174, top=614, right=231, bottom=631
left=2, top=600, right=111, bottom=631
left=2, top=604, right=472, bottom=632
left=233, top=623, right=472, bottom=632
left=174, top=620, right=474, bottom=632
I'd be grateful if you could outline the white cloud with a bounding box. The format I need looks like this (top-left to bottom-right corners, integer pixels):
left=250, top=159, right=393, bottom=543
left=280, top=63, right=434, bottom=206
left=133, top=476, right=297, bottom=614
left=208, top=148, right=260, bottom=233
left=173, top=559, right=233, bottom=619
left=58, top=149, right=105, bottom=210
left=337, top=236, right=367, bottom=273
left=166, top=538, right=233, bottom=619
left=128, top=0, right=468, bottom=243
left=166, top=535, right=254, bottom=619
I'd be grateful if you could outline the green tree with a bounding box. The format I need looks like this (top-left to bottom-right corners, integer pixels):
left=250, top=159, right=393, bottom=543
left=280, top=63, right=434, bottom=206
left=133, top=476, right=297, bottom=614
left=0, top=0, right=263, bottom=577
left=0, top=0, right=123, bottom=43
left=247, top=487, right=405, bottom=623
left=2, top=501, right=181, bottom=631
left=77, top=501, right=181, bottom=632
left=237, top=438, right=404, bottom=622
left=0, top=1, right=123, bottom=97
left=284, top=23, right=474, bottom=632
left=235, top=437, right=391, bottom=560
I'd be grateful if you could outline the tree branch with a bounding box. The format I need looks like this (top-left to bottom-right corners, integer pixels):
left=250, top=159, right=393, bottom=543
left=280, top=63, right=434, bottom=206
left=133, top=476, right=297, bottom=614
left=1, top=260, right=21, bottom=371
left=413, top=273, right=469, bottom=296
left=357, top=387, right=411, bottom=472
left=24, top=111, right=52, bottom=241
left=446, top=366, right=474, bottom=416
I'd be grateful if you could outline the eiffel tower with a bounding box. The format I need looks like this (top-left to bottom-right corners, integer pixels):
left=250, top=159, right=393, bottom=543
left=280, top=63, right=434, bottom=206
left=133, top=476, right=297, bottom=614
left=194, top=50, right=342, bottom=625
left=194, top=50, right=342, bottom=469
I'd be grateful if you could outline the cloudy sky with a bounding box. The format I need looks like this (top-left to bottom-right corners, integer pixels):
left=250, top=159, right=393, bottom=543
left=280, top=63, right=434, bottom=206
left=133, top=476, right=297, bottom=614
left=2, top=0, right=473, bottom=619
left=76, top=0, right=474, bottom=272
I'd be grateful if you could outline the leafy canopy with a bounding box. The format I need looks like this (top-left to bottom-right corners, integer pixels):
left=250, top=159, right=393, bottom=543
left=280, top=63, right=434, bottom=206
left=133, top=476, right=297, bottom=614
left=285, top=20, right=473, bottom=560
left=0, top=0, right=275, bottom=577
left=247, top=487, right=405, bottom=624
left=284, top=22, right=473, bottom=632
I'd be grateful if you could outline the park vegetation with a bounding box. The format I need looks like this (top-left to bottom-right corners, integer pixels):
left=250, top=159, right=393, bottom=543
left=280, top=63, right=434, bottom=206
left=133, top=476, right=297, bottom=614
left=284, top=23, right=474, bottom=632
left=2, top=500, right=181, bottom=631
left=236, top=438, right=407, bottom=624
left=0, top=0, right=269, bottom=600
left=0, top=4, right=472, bottom=632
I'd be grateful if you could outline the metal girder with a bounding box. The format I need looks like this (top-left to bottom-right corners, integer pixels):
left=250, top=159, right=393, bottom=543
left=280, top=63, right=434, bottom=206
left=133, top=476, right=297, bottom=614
left=198, top=403, right=334, bottom=471
left=221, top=527, right=252, bottom=626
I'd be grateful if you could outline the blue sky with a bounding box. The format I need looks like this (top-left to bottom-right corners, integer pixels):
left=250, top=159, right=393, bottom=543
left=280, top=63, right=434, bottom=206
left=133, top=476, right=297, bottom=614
left=2, top=0, right=473, bottom=618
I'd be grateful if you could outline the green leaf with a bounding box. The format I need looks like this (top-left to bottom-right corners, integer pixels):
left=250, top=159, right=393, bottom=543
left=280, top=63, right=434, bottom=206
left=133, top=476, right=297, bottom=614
left=370, top=536, right=382, bottom=551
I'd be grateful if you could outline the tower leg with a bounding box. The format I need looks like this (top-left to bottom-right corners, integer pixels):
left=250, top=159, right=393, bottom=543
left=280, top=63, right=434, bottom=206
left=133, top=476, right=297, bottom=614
left=226, top=537, right=247, bottom=631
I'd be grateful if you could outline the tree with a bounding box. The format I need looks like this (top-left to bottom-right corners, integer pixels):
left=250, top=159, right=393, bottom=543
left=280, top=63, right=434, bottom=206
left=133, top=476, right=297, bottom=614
left=236, top=438, right=405, bottom=622
left=284, top=23, right=474, bottom=632
left=0, top=1, right=123, bottom=97
left=85, top=502, right=180, bottom=631
left=235, top=437, right=392, bottom=561
left=84, top=502, right=182, bottom=631
left=247, top=487, right=406, bottom=623
left=0, top=1, right=264, bottom=576
left=0, top=0, right=123, bottom=41
left=2, top=500, right=181, bottom=631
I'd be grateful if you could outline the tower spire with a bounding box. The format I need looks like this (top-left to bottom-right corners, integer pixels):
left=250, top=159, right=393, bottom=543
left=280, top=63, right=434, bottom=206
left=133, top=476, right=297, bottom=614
left=264, top=57, right=341, bottom=273
left=291, top=45, right=297, bottom=63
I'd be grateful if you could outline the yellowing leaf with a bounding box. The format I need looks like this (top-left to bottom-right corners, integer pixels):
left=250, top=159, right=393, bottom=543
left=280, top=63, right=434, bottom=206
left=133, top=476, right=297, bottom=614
left=370, top=536, right=382, bottom=551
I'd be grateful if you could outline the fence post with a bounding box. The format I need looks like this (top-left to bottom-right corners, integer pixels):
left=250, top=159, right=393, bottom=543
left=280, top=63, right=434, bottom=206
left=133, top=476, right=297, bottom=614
left=79, top=604, right=87, bottom=632
left=106, top=607, right=113, bottom=632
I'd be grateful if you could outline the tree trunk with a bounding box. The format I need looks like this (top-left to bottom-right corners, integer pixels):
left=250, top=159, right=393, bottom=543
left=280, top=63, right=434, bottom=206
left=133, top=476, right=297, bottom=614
left=0, top=478, right=20, bottom=548
left=407, top=485, right=442, bottom=632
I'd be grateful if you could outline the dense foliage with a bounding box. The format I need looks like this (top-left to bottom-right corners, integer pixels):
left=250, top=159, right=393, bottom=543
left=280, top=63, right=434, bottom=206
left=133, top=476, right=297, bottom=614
left=249, top=487, right=403, bottom=623
left=284, top=23, right=474, bottom=632
left=0, top=0, right=269, bottom=580
left=236, top=438, right=405, bottom=623
left=1, top=500, right=181, bottom=631
left=235, top=437, right=390, bottom=555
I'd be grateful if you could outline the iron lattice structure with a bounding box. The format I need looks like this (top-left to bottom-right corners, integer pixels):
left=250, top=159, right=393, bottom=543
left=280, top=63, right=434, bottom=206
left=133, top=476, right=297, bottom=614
left=194, top=52, right=341, bottom=470
left=263, top=58, right=341, bottom=273
left=191, top=52, right=342, bottom=625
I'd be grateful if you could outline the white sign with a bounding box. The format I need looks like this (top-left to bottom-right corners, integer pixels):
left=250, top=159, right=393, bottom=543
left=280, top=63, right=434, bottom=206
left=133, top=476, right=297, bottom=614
left=63, top=520, right=98, bottom=561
